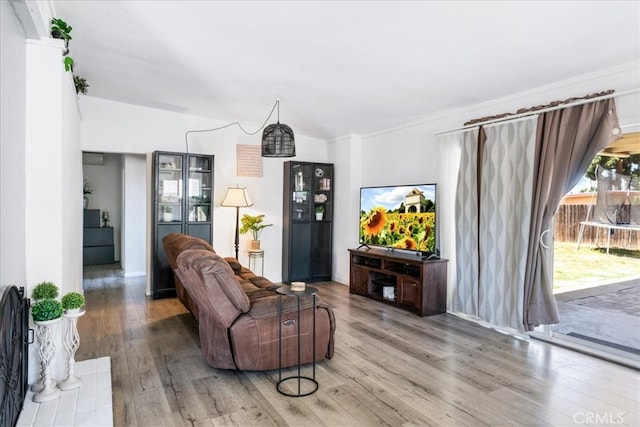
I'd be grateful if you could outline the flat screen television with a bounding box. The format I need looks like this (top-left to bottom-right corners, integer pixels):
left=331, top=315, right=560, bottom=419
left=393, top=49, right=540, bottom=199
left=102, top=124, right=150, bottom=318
left=359, top=184, right=437, bottom=256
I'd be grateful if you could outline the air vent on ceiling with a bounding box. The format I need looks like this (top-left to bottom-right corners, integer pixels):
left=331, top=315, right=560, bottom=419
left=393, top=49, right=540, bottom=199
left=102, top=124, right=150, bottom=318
left=82, top=152, right=104, bottom=165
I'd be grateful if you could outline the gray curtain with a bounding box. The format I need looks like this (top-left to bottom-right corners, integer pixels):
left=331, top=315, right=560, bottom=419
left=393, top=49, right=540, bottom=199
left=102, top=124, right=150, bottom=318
left=523, top=98, right=622, bottom=331
left=480, top=118, right=536, bottom=333
left=452, top=128, right=480, bottom=317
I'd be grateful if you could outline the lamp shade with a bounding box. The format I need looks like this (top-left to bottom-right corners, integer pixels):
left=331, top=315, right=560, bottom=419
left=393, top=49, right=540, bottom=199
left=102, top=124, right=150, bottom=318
left=262, top=122, right=296, bottom=157
left=221, top=187, right=253, bottom=208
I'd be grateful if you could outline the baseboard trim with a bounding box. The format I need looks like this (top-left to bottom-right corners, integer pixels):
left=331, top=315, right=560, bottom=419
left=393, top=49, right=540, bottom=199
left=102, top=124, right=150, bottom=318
left=124, top=271, right=145, bottom=278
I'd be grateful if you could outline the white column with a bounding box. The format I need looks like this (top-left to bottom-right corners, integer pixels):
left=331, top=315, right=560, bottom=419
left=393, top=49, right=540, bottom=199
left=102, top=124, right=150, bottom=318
left=327, top=134, right=362, bottom=284
left=25, top=38, right=82, bottom=384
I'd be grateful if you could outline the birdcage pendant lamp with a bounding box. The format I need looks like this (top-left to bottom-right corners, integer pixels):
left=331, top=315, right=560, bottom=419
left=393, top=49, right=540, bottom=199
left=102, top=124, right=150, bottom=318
left=261, top=101, right=295, bottom=157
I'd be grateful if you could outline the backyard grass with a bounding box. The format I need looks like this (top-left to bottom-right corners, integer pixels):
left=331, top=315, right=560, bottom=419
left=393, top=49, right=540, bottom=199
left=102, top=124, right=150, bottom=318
left=554, top=241, right=640, bottom=292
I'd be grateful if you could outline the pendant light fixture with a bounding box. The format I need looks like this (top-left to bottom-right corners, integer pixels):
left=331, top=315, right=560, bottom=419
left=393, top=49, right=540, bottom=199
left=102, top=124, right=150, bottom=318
left=184, top=99, right=295, bottom=158
left=261, top=100, right=296, bottom=157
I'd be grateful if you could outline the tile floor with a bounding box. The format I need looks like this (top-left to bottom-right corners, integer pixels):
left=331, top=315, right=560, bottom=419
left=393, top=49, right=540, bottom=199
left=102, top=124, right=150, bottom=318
left=553, top=277, right=640, bottom=351
left=17, top=357, right=113, bottom=427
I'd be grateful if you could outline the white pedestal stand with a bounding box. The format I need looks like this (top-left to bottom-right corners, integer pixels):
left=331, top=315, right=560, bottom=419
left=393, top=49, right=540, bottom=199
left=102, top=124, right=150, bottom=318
left=32, top=318, right=62, bottom=402
left=58, top=309, right=85, bottom=390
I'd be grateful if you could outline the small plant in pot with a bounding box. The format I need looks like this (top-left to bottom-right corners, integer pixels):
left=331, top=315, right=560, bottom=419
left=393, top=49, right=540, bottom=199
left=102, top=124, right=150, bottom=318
left=161, top=206, right=173, bottom=222
left=51, top=18, right=72, bottom=42
left=32, top=281, right=59, bottom=302
left=315, top=205, right=325, bottom=220
left=74, top=75, right=89, bottom=95
left=31, top=299, right=63, bottom=323
left=50, top=18, right=72, bottom=53
left=61, top=292, right=85, bottom=313
left=240, top=214, right=272, bottom=250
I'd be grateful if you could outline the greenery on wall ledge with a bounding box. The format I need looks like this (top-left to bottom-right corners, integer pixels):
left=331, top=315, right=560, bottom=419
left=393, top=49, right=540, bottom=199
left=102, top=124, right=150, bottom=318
left=74, top=75, right=89, bottom=94
left=51, top=17, right=89, bottom=94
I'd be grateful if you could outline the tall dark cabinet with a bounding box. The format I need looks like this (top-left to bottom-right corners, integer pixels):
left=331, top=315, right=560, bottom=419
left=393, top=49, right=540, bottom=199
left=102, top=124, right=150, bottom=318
left=152, top=151, right=214, bottom=299
left=282, top=161, right=333, bottom=283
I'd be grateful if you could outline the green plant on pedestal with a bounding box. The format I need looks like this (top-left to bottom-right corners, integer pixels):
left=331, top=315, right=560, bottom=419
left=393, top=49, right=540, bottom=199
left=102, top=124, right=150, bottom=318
left=31, top=299, right=63, bottom=322
left=240, top=214, right=273, bottom=240
left=61, top=292, right=85, bottom=311
left=32, top=281, right=59, bottom=301
left=240, top=214, right=272, bottom=250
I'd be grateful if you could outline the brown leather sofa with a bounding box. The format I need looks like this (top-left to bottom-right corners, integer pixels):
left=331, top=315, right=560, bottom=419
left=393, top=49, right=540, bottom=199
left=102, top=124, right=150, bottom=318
left=164, top=233, right=335, bottom=371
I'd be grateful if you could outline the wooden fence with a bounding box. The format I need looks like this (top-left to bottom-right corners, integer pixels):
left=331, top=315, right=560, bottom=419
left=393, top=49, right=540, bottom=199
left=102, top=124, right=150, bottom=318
left=554, top=204, right=639, bottom=250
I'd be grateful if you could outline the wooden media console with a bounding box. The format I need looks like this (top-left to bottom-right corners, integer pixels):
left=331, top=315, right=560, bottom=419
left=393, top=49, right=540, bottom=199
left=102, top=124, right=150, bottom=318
left=348, top=248, right=448, bottom=316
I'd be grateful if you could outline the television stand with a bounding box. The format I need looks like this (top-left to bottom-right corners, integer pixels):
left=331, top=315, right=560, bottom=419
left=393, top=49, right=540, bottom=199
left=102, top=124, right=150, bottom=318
left=348, top=247, right=448, bottom=317
left=356, top=243, right=371, bottom=251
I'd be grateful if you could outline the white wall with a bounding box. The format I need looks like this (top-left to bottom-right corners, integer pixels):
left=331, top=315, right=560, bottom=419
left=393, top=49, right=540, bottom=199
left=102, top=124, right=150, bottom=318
left=122, top=154, right=147, bottom=276
left=83, top=153, right=123, bottom=261
left=1, top=0, right=27, bottom=286
left=79, top=96, right=330, bottom=288
left=328, top=134, right=362, bottom=285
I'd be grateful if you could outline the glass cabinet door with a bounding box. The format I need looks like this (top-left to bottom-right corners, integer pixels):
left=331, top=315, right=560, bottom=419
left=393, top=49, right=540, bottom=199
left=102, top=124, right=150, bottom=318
left=187, top=155, right=212, bottom=222
left=313, top=164, right=332, bottom=222
left=291, top=163, right=312, bottom=221
left=157, top=154, right=183, bottom=222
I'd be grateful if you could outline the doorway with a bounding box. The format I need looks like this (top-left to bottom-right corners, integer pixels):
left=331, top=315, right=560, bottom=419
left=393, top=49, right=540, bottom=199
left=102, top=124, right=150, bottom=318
left=547, top=132, right=640, bottom=365
left=82, top=152, right=147, bottom=281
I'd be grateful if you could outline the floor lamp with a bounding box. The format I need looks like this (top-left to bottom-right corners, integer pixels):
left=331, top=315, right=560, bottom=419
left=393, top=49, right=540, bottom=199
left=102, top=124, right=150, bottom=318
left=221, top=186, right=253, bottom=260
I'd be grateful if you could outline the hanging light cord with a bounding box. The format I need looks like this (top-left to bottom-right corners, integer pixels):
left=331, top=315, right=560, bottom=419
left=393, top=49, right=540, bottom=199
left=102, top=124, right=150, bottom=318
left=184, top=99, right=280, bottom=153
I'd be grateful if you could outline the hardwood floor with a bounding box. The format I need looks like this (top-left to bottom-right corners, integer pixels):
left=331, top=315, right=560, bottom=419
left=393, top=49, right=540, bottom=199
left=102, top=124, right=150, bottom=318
left=76, top=275, right=640, bottom=427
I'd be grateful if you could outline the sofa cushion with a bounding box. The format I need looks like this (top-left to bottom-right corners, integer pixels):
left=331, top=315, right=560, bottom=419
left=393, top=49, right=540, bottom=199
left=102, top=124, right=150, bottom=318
left=177, top=249, right=251, bottom=316
left=240, top=280, right=260, bottom=293
left=224, top=257, right=242, bottom=272
left=200, top=253, right=251, bottom=313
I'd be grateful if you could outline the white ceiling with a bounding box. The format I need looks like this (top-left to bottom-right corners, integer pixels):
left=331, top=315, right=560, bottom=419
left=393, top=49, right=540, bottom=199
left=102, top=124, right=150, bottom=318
left=51, top=1, right=640, bottom=139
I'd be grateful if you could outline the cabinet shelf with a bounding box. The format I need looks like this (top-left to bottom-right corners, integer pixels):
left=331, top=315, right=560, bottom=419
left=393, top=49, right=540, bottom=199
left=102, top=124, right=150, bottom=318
left=349, top=248, right=447, bottom=316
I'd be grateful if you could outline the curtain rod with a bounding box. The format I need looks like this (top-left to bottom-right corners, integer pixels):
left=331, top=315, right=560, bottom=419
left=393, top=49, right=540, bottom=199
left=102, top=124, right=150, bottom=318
left=434, top=88, right=640, bottom=136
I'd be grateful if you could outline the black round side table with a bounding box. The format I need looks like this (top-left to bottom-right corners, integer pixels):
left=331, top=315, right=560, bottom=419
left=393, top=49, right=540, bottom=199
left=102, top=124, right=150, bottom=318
left=275, top=284, right=318, bottom=397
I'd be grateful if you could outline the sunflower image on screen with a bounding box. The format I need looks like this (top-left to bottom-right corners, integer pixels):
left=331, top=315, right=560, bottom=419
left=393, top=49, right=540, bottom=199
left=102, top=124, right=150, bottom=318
left=359, top=184, right=437, bottom=255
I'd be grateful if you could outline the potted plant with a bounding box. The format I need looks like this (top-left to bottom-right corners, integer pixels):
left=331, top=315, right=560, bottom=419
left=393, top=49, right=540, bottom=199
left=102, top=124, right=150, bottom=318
left=32, top=281, right=59, bottom=302
left=315, top=205, right=325, bottom=221
left=31, top=299, right=63, bottom=323
left=83, top=179, right=92, bottom=209
left=50, top=18, right=72, bottom=53
left=162, top=206, right=173, bottom=222
left=61, top=292, right=85, bottom=313
left=74, top=75, right=89, bottom=94
left=240, top=214, right=273, bottom=250
left=51, top=18, right=72, bottom=43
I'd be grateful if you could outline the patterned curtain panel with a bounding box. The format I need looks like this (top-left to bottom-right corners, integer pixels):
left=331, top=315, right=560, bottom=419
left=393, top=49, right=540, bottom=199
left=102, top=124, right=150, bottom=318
left=523, top=98, right=621, bottom=330
left=451, top=128, right=480, bottom=317
left=479, top=117, right=536, bottom=333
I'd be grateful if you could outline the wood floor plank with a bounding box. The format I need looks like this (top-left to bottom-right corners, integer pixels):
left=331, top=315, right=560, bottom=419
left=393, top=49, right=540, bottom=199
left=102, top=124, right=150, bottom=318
left=76, top=277, right=640, bottom=427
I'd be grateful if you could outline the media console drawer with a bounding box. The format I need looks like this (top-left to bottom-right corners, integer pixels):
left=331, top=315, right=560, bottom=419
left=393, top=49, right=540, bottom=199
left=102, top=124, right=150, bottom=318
left=348, top=248, right=447, bottom=316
